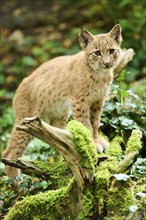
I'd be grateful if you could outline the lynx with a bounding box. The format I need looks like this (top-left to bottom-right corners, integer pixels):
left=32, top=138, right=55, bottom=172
left=3, top=24, right=134, bottom=178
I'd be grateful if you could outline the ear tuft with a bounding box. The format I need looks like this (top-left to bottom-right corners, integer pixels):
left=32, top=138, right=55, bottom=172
left=79, top=29, right=94, bottom=50
left=109, top=24, right=122, bottom=45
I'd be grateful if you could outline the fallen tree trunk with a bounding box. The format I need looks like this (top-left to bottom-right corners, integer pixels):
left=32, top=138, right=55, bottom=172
left=3, top=117, right=145, bottom=220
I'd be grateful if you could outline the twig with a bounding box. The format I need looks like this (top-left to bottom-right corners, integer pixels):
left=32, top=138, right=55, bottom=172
left=2, top=158, right=48, bottom=179
left=115, top=151, right=138, bottom=173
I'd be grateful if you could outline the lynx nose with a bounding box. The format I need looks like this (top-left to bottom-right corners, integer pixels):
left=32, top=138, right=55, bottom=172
left=103, top=62, right=111, bottom=68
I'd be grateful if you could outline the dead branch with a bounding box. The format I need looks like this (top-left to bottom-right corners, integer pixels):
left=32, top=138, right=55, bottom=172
left=15, top=117, right=90, bottom=191
left=113, top=48, right=135, bottom=78
left=115, top=151, right=139, bottom=173
left=2, top=158, right=49, bottom=179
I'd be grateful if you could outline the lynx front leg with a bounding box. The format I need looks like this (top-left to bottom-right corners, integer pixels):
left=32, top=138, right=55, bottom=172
left=2, top=124, right=32, bottom=178
left=90, top=101, right=108, bottom=153
left=72, top=100, right=93, bottom=134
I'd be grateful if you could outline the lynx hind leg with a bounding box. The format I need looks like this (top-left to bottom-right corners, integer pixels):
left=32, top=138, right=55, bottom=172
left=2, top=125, right=32, bottom=178
left=95, top=137, right=109, bottom=153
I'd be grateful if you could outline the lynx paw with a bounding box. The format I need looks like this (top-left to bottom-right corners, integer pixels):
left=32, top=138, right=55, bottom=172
left=95, top=137, right=109, bottom=153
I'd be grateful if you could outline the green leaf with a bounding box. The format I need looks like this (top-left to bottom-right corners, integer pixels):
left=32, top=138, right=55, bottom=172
left=21, top=56, right=37, bottom=66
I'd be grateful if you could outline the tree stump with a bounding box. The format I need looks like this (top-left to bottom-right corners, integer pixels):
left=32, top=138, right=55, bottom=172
left=2, top=117, right=145, bottom=220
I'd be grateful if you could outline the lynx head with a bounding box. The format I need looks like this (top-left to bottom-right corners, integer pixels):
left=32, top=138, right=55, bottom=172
left=79, top=24, right=122, bottom=70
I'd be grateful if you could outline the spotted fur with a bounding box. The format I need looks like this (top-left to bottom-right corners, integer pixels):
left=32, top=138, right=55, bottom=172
left=3, top=24, right=124, bottom=178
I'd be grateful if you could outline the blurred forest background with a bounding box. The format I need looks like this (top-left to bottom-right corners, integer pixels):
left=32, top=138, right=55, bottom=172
left=0, top=0, right=146, bottom=217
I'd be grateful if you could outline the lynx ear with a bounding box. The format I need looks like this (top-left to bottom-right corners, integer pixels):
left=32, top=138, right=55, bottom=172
left=109, top=24, right=122, bottom=45
left=79, top=29, right=94, bottom=49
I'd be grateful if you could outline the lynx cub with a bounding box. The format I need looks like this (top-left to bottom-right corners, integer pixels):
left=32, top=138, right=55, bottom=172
left=3, top=24, right=134, bottom=178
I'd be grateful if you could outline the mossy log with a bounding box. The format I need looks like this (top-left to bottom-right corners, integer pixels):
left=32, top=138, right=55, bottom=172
left=16, top=117, right=97, bottom=191
left=3, top=117, right=145, bottom=220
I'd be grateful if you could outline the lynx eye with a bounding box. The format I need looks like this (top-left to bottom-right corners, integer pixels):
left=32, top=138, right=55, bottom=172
left=94, top=50, right=101, bottom=56
left=109, top=48, right=115, bottom=54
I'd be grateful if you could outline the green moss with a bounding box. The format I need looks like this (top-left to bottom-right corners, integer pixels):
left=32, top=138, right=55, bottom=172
left=105, top=216, right=126, bottom=220
left=34, top=160, right=71, bottom=188
left=4, top=123, right=145, bottom=220
left=105, top=136, right=123, bottom=157
left=107, top=185, right=133, bottom=215
left=106, top=180, right=146, bottom=218
left=95, top=168, right=111, bottom=188
left=67, top=120, right=98, bottom=172
left=94, top=188, right=105, bottom=212
left=126, top=129, right=142, bottom=154
left=76, top=187, right=94, bottom=220
left=4, top=178, right=75, bottom=220
left=33, top=161, right=68, bottom=175
left=66, top=120, right=103, bottom=219
left=133, top=182, right=146, bottom=217
left=99, top=158, right=118, bottom=173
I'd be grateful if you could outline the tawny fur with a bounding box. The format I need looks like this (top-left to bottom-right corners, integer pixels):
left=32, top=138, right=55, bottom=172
left=3, top=24, right=129, bottom=178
